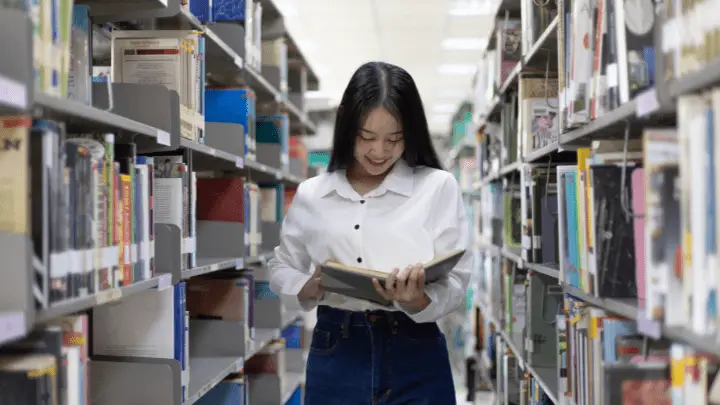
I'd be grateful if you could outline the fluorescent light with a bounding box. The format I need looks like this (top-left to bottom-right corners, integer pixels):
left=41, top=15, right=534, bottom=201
left=437, top=64, right=477, bottom=76
left=448, top=6, right=494, bottom=15
left=441, top=37, right=488, bottom=50
left=433, top=104, right=458, bottom=113
left=448, top=0, right=496, bottom=15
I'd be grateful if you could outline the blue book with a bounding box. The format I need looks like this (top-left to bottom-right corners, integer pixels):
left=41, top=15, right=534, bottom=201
left=706, top=107, right=718, bottom=321
left=195, top=377, right=246, bottom=405
left=173, top=283, right=184, bottom=402
left=189, top=0, right=213, bottom=23
left=600, top=318, right=636, bottom=363
left=282, top=323, right=302, bottom=349
left=565, top=172, right=580, bottom=288
left=206, top=88, right=255, bottom=157
left=213, top=0, right=245, bottom=21
left=286, top=385, right=302, bottom=405
left=257, top=114, right=289, bottom=165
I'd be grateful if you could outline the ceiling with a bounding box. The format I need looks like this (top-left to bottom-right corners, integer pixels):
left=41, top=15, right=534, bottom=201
left=272, top=0, right=497, bottom=135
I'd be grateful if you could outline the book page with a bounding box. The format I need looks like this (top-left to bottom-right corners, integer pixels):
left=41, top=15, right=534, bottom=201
left=154, top=178, right=183, bottom=228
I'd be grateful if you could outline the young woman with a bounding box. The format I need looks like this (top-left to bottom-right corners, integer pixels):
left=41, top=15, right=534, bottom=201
left=268, top=61, right=470, bottom=405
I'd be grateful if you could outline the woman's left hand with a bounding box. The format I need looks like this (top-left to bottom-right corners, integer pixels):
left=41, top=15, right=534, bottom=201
left=372, top=263, right=430, bottom=311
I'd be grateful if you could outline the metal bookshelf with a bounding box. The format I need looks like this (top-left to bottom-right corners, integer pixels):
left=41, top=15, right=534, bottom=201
left=0, top=0, right=318, bottom=403
left=446, top=0, right=720, bottom=401
left=476, top=303, right=560, bottom=405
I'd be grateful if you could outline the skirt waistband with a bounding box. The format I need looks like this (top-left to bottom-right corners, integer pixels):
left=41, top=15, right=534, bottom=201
left=316, top=305, right=423, bottom=327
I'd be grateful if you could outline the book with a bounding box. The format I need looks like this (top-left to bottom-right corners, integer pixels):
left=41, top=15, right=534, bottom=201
left=318, top=249, right=466, bottom=306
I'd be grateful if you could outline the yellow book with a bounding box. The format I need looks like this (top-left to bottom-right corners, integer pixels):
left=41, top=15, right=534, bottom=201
left=0, top=116, right=31, bottom=235
left=577, top=148, right=593, bottom=293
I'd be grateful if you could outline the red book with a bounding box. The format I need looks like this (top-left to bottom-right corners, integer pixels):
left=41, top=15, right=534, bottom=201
left=196, top=177, right=245, bottom=222
left=121, top=174, right=132, bottom=285
left=289, top=136, right=307, bottom=160
left=283, top=188, right=296, bottom=216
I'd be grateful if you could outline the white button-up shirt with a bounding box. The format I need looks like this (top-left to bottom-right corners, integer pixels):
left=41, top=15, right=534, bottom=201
left=267, top=160, right=471, bottom=323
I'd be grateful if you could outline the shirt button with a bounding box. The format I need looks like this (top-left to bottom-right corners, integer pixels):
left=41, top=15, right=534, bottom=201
left=360, top=200, right=365, bottom=204
left=354, top=224, right=360, bottom=230
left=357, top=257, right=362, bottom=263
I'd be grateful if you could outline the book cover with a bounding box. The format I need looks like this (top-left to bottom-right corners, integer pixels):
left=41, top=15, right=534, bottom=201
left=589, top=165, right=637, bottom=298
left=318, top=249, right=466, bottom=306
left=603, top=363, right=670, bottom=405
left=632, top=168, right=646, bottom=303
left=120, top=174, right=132, bottom=285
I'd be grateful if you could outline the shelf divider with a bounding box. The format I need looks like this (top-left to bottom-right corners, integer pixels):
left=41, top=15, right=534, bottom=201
left=89, top=356, right=181, bottom=405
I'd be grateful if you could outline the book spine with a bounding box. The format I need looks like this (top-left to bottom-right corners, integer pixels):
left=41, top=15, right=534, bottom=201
left=120, top=174, right=131, bottom=285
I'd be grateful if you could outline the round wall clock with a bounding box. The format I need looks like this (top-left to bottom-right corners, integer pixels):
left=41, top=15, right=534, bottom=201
left=624, top=0, right=655, bottom=36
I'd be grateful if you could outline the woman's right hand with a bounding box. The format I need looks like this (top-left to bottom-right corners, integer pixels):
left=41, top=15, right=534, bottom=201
left=298, top=266, right=324, bottom=301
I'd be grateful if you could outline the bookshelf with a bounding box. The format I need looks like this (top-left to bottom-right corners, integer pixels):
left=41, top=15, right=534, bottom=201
left=451, top=0, right=720, bottom=402
left=0, top=0, right=315, bottom=404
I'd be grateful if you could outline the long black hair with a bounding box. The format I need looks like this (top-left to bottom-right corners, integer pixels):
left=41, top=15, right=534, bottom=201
left=327, top=61, right=444, bottom=172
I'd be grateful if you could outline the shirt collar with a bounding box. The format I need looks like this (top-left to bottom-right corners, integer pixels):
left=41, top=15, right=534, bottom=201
left=320, top=159, right=415, bottom=199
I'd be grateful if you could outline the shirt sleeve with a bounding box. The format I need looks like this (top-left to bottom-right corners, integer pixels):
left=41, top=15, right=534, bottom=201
left=396, top=172, right=471, bottom=323
left=267, top=182, right=321, bottom=312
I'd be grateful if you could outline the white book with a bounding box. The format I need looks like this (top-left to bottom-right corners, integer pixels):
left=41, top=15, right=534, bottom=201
left=673, top=96, right=705, bottom=328
left=248, top=182, right=261, bottom=256
left=568, top=0, right=593, bottom=125
left=689, top=99, right=709, bottom=335
left=136, top=165, right=151, bottom=280
left=190, top=171, right=197, bottom=268
left=154, top=176, right=184, bottom=231
left=64, top=346, right=81, bottom=405
left=112, top=37, right=183, bottom=95
left=260, top=187, right=277, bottom=222
left=111, top=31, right=205, bottom=141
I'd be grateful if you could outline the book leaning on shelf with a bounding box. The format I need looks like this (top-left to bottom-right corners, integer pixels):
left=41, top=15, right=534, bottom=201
left=318, top=250, right=466, bottom=306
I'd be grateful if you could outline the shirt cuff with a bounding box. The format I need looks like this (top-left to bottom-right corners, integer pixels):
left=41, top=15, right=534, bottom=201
left=394, top=289, right=440, bottom=324
left=283, top=272, right=322, bottom=312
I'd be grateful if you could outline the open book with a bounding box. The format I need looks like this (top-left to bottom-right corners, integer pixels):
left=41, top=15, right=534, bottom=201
left=318, top=249, right=466, bottom=306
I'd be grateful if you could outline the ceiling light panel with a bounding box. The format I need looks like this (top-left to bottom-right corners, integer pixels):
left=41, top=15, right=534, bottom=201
left=437, top=64, right=477, bottom=75
left=441, top=37, right=488, bottom=50
left=448, top=0, right=497, bottom=16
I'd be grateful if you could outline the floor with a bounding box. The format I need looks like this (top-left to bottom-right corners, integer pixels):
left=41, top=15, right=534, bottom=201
left=454, top=380, right=495, bottom=405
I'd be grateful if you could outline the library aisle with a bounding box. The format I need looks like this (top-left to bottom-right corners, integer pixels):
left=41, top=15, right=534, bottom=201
left=5, top=0, right=719, bottom=403
left=0, top=0, right=490, bottom=402
left=453, top=0, right=720, bottom=402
